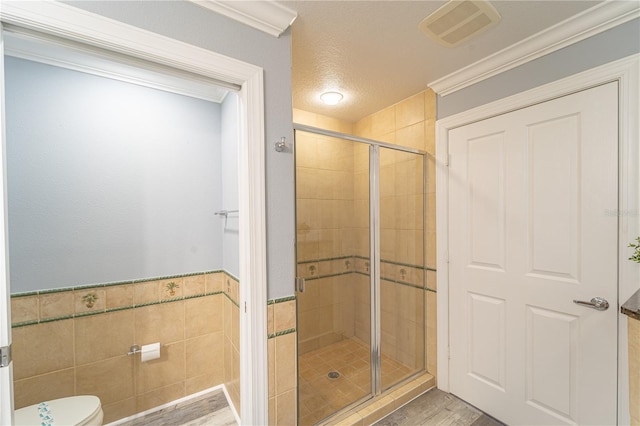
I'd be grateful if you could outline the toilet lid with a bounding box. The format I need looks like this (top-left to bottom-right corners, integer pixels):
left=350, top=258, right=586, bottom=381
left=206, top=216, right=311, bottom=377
left=15, top=395, right=102, bottom=426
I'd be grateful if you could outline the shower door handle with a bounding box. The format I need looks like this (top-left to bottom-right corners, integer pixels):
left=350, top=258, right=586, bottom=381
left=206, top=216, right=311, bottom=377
left=295, top=277, right=306, bottom=293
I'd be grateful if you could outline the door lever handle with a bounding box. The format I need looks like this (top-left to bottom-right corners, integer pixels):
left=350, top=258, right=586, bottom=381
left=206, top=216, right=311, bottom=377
left=573, top=297, right=609, bottom=311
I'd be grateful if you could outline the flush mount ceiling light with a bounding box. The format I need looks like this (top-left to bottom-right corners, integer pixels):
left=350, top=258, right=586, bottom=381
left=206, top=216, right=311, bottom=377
left=419, top=0, right=501, bottom=48
left=320, top=91, right=344, bottom=105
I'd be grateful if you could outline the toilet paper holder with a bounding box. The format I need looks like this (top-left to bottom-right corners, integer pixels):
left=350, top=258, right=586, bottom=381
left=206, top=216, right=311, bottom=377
left=127, top=344, right=141, bottom=356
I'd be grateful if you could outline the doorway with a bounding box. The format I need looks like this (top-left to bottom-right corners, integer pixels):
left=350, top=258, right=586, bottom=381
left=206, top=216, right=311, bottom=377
left=0, top=3, right=268, bottom=424
left=447, top=82, right=618, bottom=425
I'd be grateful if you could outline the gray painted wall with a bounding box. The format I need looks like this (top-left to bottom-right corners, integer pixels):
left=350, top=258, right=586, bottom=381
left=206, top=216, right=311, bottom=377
left=437, top=18, right=640, bottom=119
left=5, top=57, right=230, bottom=293
left=221, top=93, right=240, bottom=278
left=61, top=1, right=294, bottom=299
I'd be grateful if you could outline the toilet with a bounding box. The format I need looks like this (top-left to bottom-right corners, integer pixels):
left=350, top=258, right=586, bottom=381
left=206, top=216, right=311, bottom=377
left=15, top=395, right=103, bottom=426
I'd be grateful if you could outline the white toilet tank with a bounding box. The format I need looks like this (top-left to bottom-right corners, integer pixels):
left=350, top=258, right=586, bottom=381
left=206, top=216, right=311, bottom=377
left=15, top=395, right=103, bottom=426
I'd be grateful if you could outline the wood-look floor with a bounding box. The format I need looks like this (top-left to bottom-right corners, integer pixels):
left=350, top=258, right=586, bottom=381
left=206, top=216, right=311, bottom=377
left=375, top=389, right=505, bottom=426
left=117, top=389, right=236, bottom=426
left=114, top=387, right=502, bottom=426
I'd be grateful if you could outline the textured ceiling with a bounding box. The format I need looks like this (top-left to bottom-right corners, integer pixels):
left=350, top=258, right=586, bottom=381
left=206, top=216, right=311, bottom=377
left=283, top=1, right=603, bottom=123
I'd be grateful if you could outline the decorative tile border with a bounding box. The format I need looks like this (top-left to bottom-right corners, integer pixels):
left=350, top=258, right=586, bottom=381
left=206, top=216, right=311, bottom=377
left=10, top=270, right=235, bottom=327
left=267, top=295, right=296, bottom=305
left=268, top=327, right=296, bottom=339
left=297, top=255, right=437, bottom=292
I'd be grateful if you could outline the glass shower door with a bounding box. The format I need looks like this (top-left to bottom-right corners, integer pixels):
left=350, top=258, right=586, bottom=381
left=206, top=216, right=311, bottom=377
left=378, top=148, right=426, bottom=390
left=295, top=131, right=371, bottom=425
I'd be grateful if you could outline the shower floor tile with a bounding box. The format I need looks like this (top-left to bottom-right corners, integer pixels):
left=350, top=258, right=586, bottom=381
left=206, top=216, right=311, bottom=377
left=298, top=337, right=414, bottom=425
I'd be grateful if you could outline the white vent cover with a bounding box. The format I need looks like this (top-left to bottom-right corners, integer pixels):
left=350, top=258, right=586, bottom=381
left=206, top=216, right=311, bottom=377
left=419, top=0, right=501, bottom=48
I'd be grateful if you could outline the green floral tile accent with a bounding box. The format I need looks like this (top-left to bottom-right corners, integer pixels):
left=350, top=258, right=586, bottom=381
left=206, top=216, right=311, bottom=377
left=12, top=320, right=39, bottom=328
left=106, top=305, right=134, bottom=313
left=11, top=291, right=39, bottom=298
left=11, top=271, right=235, bottom=327
left=268, top=327, right=296, bottom=339
left=38, top=286, right=75, bottom=295
left=271, top=295, right=296, bottom=304
left=225, top=292, right=240, bottom=308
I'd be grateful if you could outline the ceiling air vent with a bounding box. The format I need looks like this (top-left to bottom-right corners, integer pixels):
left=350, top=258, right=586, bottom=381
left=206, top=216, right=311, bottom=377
left=419, top=0, right=501, bottom=48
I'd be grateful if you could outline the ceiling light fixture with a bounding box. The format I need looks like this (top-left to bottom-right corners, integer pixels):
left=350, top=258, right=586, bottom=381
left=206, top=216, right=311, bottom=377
left=320, top=91, right=343, bottom=105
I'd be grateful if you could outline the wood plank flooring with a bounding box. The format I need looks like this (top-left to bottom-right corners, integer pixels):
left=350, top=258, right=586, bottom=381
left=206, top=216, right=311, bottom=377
left=375, top=389, right=505, bottom=426
left=113, top=387, right=502, bottom=426
left=117, top=389, right=236, bottom=426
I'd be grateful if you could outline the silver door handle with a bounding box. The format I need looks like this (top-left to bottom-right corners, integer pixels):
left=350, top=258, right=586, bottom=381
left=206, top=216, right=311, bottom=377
left=573, top=297, right=609, bottom=311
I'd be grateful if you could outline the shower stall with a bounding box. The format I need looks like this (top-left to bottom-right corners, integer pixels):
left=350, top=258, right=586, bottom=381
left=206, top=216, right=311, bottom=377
left=294, top=125, right=427, bottom=424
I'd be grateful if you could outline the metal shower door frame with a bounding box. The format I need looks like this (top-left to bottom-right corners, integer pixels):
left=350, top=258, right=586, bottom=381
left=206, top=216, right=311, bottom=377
left=293, top=123, right=427, bottom=401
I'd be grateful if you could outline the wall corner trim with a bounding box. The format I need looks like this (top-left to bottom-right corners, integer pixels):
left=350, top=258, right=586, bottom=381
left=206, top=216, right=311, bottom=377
left=188, top=0, right=297, bottom=38
left=428, top=1, right=640, bottom=96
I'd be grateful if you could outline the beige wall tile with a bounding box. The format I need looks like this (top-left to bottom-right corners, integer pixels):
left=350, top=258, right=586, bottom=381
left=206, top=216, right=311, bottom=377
left=269, top=396, right=276, bottom=425
left=39, top=291, right=74, bottom=320
left=11, top=295, right=39, bottom=325
left=183, top=274, right=206, bottom=297
left=396, top=92, right=425, bottom=129
left=134, top=281, right=159, bottom=305
left=12, top=320, right=74, bottom=380
left=136, top=342, right=185, bottom=395
left=136, top=382, right=185, bottom=413
left=268, top=338, right=276, bottom=398
left=186, top=372, right=222, bottom=395
left=424, top=89, right=436, bottom=121
left=14, top=368, right=75, bottom=409
left=371, top=107, right=395, bottom=138
left=275, top=332, right=297, bottom=395
left=293, top=108, right=317, bottom=127
left=186, top=332, right=223, bottom=379
left=267, top=303, right=275, bottom=336
left=106, top=284, right=134, bottom=310
left=316, top=114, right=353, bottom=134
left=205, top=272, right=224, bottom=293
left=185, top=294, right=223, bottom=339
left=135, top=301, right=185, bottom=345
left=396, top=121, right=425, bottom=151
left=424, top=118, right=436, bottom=155
left=275, top=388, right=297, bottom=425
left=427, top=270, right=437, bottom=291
left=354, top=114, right=372, bottom=138
left=75, top=309, right=135, bottom=365
left=274, top=300, right=296, bottom=332
left=102, top=397, right=137, bottom=424
left=76, top=355, right=135, bottom=406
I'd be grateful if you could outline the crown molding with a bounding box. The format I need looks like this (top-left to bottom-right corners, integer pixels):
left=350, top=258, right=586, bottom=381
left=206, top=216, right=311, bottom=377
left=189, top=0, right=297, bottom=38
left=429, top=0, right=640, bottom=96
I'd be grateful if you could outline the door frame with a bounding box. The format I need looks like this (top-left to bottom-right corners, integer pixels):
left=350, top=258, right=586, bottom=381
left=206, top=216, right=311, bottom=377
left=436, top=54, right=639, bottom=423
left=0, top=2, right=268, bottom=425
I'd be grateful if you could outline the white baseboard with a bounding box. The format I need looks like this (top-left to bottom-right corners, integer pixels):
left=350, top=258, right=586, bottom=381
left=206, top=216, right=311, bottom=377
left=104, top=384, right=236, bottom=426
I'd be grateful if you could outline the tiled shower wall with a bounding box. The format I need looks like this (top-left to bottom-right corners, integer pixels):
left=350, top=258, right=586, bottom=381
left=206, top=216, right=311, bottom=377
left=10, top=271, right=240, bottom=424
left=294, top=88, right=437, bottom=377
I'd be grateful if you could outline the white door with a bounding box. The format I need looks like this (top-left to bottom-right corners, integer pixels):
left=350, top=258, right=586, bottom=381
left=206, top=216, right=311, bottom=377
left=0, top=26, right=15, bottom=426
left=449, top=82, right=618, bottom=425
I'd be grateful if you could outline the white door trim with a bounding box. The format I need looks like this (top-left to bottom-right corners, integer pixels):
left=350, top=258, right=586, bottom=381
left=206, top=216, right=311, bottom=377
left=0, top=2, right=268, bottom=424
left=436, top=53, right=639, bottom=424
